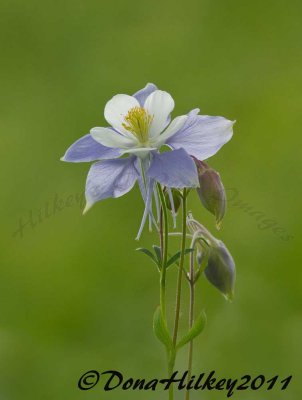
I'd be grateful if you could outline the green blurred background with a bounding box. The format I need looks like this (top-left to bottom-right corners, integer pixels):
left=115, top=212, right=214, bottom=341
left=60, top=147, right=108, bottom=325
left=0, top=0, right=301, bottom=399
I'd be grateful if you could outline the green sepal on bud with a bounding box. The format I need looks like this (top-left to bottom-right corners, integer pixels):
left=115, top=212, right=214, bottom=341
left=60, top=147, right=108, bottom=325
left=204, top=240, right=236, bottom=301
left=193, top=158, right=226, bottom=229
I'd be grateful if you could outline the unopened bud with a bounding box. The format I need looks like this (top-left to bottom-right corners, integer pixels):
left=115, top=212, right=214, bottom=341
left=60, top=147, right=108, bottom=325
left=187, top=213, right=235, bottom=300
left=204, top=240, right=236, bottom=301
left=194, top=158, right=226, bottom=229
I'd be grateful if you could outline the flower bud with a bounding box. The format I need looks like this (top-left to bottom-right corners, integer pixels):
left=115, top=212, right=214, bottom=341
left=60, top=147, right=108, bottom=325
left=204, top=240, right=236, bottom=301
left=187, top=213, right=235, bottom=299
left=194, top=158, right=226, bottom=229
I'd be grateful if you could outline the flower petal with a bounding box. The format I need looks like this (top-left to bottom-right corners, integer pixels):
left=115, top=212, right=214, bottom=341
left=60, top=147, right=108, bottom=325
left=144, top=90, right=175, bottom=138
left=91, top=127, right=138, bottom=149
left=61, top=134, right=122, bottom=162
left=84, top=157, right=139, bottom=212
left=104, top=94, right=140, bottom=136
left=152, top=115, right=188, bottom=147
left=133, top=83, right=158, bottom=106
left=167, top=109, right=234, bottom=160
left=147, top=148, right=199, bottom=188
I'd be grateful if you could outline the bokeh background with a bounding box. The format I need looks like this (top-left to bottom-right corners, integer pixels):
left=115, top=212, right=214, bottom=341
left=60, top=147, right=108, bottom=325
left=0, top=0, right=301, bottom=399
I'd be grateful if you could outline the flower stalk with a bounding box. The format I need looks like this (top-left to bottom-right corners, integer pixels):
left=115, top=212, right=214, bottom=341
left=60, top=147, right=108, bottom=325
left=157, top=183, right=175, bottom=400
left=157, top=183, right=169, bottom=320
left=185, top=237, right=197, bottom=400
left=172, top=188, right=187, bottom=346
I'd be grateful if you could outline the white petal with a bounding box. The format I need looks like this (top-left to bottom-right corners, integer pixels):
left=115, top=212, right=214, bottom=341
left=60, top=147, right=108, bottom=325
left=104, top=94, right=140, bottom=135
left=91, top=127, right=138, bottom=149
left=144, top=90, right=175, bottom=138
left=152, top=115, right=188, bottom=148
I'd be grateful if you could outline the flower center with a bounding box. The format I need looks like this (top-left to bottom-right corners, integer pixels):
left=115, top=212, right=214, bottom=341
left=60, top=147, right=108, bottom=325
left=122, top=107, right=153, bottom=144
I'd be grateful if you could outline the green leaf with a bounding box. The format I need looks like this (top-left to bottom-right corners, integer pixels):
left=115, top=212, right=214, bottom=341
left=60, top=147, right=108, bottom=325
left=166, top=248, right=195, bottom=269
left=153, top=306, right=173, bottom=350
left=152, top=245, right=162, bottom=267
left=176, top=311, right=207, bottom=349
left=136, top=247, right=158, bottom=267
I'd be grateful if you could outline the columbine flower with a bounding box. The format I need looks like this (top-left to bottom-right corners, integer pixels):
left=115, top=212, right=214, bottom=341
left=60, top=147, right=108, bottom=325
left=61, top=83, right=234, bottom=238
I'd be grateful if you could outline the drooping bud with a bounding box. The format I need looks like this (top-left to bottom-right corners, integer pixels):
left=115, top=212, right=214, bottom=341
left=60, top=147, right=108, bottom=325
left=187, top=213, right=235, bottom=300
left=194, top=158, right=226, bottom=229
left=204, top=240, right=236, bottom=301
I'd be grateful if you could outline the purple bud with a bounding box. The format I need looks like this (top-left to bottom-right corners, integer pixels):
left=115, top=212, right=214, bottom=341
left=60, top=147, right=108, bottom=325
left=194, top=158, right=226, bottom=229
left=204, top=240, right=236, bottom=301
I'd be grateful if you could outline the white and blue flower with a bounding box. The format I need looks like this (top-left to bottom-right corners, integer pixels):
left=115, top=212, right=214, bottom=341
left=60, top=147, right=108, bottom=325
left=61, top=83, right=234, bottom=237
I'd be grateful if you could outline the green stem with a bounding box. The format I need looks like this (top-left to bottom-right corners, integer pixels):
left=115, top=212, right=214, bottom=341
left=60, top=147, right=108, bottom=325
left=168, top=350, right=176, bottom=400
left=185, top=250, right=195, bottom=400
left=172, top=188, right=187, bottom=346
left=159, top=205, right=165, bottom=314
left=157, top=184, right=173, bottom=400
left=157, top=184, right=169, bottom=320
left=167, top=189, right=187, bottom=400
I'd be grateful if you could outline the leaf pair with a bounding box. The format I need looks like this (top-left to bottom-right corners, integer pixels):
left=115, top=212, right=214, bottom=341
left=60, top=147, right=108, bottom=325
left=136, top=246, right=161, bottom=270
left=153, top=307, right=207, bottom=351
left=136, top=247, right=194, bottom=271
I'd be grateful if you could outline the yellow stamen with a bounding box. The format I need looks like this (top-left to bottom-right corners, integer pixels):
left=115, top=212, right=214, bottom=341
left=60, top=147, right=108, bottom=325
left=122, top=107, right=153, bottom=144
